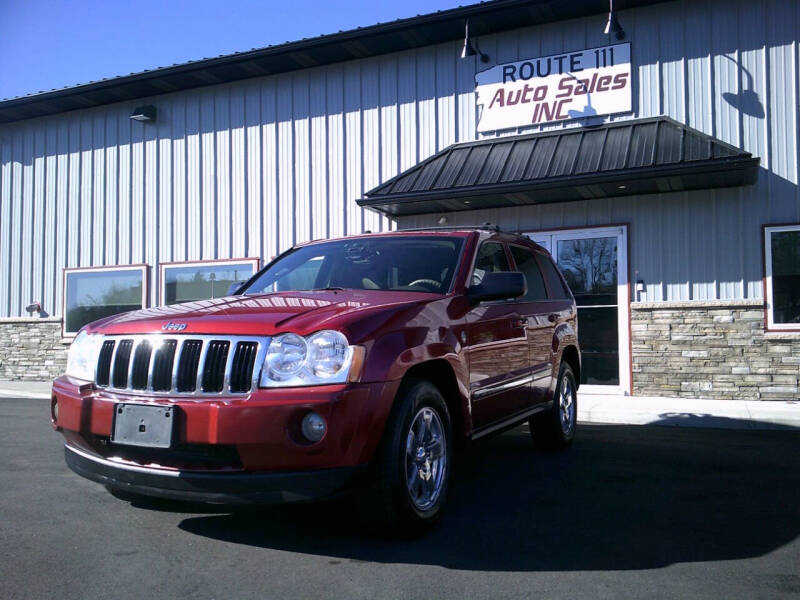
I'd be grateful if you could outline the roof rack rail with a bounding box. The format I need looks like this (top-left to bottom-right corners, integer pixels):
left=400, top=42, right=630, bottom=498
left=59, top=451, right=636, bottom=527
left=392, top=223, right=502, bottom=233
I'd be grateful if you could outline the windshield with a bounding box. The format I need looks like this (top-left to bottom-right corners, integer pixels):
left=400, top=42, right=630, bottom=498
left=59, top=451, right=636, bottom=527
left=242, top=236, right=465, bottom=295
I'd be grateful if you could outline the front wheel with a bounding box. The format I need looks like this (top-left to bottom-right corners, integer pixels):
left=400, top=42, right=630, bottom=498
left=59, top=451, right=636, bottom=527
left=530, top=363, right=577, bottom=450
left=365, top=378, right=453, bottom=535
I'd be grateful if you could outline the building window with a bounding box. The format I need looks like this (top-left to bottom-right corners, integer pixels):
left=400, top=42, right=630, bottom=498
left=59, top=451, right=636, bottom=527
left=765, top=225, right=800, bottom=330
left=63, top=266, right=148, bottom=336
left=159, top=259, right=260, bottom=305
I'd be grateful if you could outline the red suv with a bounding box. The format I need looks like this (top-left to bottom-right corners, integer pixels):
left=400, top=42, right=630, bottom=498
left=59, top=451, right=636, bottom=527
left=53, top=227, right=580, bottom=531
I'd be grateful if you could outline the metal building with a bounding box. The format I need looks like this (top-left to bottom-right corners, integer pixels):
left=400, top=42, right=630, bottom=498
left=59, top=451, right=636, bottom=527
left=0, top=0, right=798, bottom=401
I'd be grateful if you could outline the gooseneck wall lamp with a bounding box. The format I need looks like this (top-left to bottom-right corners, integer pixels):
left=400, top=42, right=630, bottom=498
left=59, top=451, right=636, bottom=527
left=130, top=105, right=157, bottom=122
left=604, top=0, right=626, bottom=40
left=461, top=19, right=489, bottom=63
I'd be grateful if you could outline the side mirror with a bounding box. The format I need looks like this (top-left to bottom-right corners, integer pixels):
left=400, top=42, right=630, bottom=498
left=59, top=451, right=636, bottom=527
left=467, top=271, right=526, bottom=303
left=226, top=281, right=245, bottom=296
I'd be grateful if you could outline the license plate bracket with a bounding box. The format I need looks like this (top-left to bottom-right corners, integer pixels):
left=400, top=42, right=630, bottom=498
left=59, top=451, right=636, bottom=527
left=112, top=404, right=175, bottom=448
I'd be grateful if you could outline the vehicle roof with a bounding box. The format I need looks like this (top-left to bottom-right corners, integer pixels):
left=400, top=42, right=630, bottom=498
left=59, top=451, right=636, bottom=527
left=293, top=227, right=550, bottom=254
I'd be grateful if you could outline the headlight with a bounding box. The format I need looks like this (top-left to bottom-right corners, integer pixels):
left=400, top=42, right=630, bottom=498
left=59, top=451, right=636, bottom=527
left=65, top=330, right=104, bottom=382
left=259, top=330, right=360, bottom=388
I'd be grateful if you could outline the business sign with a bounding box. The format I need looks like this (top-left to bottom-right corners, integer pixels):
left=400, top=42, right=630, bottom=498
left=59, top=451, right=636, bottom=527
left=475, top=43, right=632, bottom=133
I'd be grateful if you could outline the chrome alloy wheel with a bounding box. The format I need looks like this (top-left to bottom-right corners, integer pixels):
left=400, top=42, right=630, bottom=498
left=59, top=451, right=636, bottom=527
left=405, top=407, right=447, bottom=511
left=558, top=376, right=576, bottom=435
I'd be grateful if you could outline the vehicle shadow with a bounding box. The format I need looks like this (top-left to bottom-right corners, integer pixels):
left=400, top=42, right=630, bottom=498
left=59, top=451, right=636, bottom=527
left=177, top=421, right=800, bottom=572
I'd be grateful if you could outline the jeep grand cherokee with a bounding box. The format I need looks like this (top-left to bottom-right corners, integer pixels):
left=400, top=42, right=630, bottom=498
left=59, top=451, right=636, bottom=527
left=52, top=227, right=580, bottom=531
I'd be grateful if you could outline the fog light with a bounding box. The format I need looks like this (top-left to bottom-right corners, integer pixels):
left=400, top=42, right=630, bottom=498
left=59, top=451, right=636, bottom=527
left=301, top=412, right=326, bottom=443
left=51, top=398, right=59, bottom=422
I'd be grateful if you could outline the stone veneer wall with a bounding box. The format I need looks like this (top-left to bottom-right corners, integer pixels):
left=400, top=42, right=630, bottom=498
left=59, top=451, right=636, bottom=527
left=0, top=318, right=68, bottom=381
left=631, top=300, right=800, bottom=400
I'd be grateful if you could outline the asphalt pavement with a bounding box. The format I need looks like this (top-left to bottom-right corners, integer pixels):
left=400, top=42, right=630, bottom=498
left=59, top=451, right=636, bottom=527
left=2, top=397, right=799, bottom=599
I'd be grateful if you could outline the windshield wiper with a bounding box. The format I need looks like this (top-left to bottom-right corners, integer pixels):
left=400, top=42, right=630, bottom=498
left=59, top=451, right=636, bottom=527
left=311, top=286, right=346, bottom=291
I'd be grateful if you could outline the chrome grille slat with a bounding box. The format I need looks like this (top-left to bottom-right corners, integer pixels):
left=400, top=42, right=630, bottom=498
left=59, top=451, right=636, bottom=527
left=126, top=338, right=142, bottom=390
left=107, top=340, right=121, bottom=387
left=95, top=334, right=267, bottom=398
left=170, top=338, right=185, bottom=391
left=145, top=340, right=158, bottom=390
left=222, top=341, right=237, bottom=392
left=195, top=340, right=211, bottom=393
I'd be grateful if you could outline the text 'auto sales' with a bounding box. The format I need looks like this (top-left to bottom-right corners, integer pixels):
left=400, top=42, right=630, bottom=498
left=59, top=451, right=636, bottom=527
left=475, top=43, right=632, bottom=132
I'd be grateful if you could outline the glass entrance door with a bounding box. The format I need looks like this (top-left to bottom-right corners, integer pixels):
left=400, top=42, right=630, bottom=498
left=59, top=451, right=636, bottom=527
left=526, top=226, right=630, bottom=395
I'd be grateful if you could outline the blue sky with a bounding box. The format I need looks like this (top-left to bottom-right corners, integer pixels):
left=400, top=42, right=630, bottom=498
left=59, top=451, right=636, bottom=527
left=0, top=0, right=467, bottom=100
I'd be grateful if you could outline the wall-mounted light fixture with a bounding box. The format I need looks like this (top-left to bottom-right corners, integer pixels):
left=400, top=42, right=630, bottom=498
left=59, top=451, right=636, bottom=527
left=25, top=300, right=48, bottom=318
left=461, top=19, right=489, bottom=63
left=130, top=105, right=157, bottom=122
left=604, top=0, right=625, bottom=40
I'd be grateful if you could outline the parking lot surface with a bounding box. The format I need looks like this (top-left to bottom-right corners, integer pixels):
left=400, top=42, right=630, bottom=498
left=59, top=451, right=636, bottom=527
left=2, top=397, right=799, bottom=600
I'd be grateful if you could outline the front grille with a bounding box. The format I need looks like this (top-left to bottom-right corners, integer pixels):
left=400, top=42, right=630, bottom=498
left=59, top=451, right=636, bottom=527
left=96, top=340, right=115, bottom=386
left=230, top=342, right=258, bottom=392
left=97, top=335, right=267, bottom=397
left=130, top=341, right=152, bottom=389
left=151, top=340, right=177, bottom=391
left=112, top=340, right=133, bottom=388
left=176, top=340, right=203, bottom=392
left=201, top=341, right=230, bottom=392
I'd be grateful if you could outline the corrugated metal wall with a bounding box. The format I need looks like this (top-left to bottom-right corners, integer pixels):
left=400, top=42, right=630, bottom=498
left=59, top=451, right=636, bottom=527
left=404, top=0, right=800, bottom=303
left=1, top=0, right=799, bottom=316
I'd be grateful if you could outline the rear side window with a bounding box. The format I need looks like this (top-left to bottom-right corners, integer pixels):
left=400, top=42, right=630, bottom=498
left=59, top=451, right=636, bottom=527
left=510, top=246, right=547, bottom=301
left=538, top=254, right=571, bottom=299
left=472, top=242, right=510, bottom=285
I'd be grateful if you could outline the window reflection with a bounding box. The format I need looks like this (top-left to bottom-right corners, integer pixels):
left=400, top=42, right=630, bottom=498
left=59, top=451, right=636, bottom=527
left=65, top=269, right=144, bottom=334
left=164, top=263, right=256, bottom=304
left=557, top=236, right=619, bottom=385
left=557, top=237, right=617, bottom=306
left=575, top=307, right=619, bottom=385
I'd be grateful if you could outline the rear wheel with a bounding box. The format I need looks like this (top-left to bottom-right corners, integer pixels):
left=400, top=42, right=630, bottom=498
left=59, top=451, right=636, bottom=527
left=530, top=363, right=577, bottom=450
left=365, top=378, right=452, bottom=535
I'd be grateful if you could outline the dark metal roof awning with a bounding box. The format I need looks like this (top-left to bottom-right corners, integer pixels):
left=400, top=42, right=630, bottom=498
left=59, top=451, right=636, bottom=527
left=358, top=117, right=761, bottom=217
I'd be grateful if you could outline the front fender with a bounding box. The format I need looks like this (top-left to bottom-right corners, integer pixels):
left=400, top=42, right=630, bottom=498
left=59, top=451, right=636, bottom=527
left=360, top=327, right=472, bottom=434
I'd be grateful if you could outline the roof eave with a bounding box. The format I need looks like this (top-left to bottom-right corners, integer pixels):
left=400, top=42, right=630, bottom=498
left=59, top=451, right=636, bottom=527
left=358, top=156, right=762, bottom=217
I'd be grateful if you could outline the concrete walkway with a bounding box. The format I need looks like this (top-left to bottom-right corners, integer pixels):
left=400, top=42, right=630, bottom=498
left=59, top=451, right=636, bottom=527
left=0, top=380, right=52, bottom=399
left=2, top=380, right=798, bottom=430
left=578, top=393, right=800, bottom=430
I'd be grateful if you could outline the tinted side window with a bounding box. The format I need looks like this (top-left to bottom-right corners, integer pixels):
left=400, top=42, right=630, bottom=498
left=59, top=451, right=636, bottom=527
left=538, top=254, right=571, bottom=299
left=510, top=246, right=547, bottom=301
left=472, top=242, right=510, bottom=285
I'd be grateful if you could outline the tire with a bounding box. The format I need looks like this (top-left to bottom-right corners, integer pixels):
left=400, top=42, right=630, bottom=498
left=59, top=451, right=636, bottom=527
left=530, top=362, right=577, bottom=451
left=364, top=378, right=453, bottom=536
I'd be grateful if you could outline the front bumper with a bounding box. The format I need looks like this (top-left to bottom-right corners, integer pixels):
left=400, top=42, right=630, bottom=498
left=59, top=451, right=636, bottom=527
left=65, top=444, right=364, bottom=504
left=52, top=376, right=400, bottom=499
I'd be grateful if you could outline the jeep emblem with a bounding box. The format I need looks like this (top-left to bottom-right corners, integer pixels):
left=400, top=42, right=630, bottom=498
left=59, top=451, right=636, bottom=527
left=162, top=321, right=187, bottom=332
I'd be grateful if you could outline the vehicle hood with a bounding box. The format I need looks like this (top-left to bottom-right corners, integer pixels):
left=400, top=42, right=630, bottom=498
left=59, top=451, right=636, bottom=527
left=85, top=289, right=441, bottom=337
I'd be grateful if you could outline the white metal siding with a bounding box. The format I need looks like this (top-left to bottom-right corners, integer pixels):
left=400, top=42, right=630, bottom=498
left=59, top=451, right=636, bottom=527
left=404, top=0, right=800, bottom=303
left=0, top=0, right=799, bottom=316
